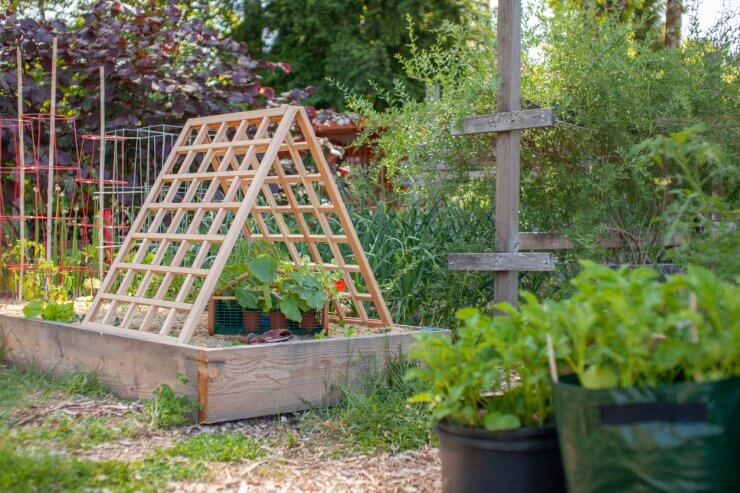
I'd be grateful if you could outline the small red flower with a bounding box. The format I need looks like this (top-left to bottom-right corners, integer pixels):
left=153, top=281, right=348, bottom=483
left=334, top=279, right=347, bottom=292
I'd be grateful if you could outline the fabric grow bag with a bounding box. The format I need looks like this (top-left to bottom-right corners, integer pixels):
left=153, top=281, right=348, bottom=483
left=553, top=375, right=740, bottom=493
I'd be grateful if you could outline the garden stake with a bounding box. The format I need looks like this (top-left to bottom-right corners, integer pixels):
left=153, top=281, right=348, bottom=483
left=16, top=47, right=25, bottom=301
left=46, top=37, right=57, bottom=261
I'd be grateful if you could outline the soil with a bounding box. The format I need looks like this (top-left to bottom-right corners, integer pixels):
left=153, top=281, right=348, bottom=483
left=0, top=298, right=412, bottom=348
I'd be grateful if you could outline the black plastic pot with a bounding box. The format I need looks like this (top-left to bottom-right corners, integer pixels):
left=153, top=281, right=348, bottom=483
left=435, top=421, right=566, bottom=493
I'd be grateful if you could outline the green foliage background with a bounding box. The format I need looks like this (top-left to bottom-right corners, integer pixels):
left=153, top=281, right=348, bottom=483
left=235, top=0, right=481, bottom=109
left=341, top=6, right=738, bottom=325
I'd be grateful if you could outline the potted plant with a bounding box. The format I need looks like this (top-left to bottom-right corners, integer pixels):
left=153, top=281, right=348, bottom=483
left=274, top=260, right=337, bottom=327
left=548, top=262, right=740, bottom=493
left=407, top=304, right=567, bottom=493
left=234, top=254, right=279, bottom=331
left=233, top=255, right=340, bottom=333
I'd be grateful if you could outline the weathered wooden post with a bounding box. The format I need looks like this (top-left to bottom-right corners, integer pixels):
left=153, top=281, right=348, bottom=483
left=448, top=0, right=556, bottom=307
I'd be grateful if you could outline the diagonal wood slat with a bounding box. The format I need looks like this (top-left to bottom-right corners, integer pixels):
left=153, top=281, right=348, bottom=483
left=81, top=105, right=392, bottom=342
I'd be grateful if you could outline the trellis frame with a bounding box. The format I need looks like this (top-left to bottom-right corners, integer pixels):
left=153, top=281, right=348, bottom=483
left=82, top=105, right=392, bottom=343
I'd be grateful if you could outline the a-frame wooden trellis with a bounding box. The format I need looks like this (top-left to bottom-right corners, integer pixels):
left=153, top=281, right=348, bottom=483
left=82, top=105, right=392, bottom=343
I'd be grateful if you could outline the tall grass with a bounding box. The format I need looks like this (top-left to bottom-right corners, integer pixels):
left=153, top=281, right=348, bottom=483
left=301, top=354, right=435, bottom=454
left=348, top=195, right=493, bottom=327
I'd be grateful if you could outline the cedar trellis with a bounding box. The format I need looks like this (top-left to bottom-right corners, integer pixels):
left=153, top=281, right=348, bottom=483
left=82, top=105, right=392, bottom=343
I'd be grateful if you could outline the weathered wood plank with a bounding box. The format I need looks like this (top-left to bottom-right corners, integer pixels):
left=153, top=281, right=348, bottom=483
left=520, top=232, right=574, bottom=250
left=448, top=252, right=554, bottom=272
left=451, top=108, right=555, bottom=135
left=0, top=315, right=200, bottom=400
left=203, top=331, right=440, bottom=423
left=520, top=231, right=685, bottom=250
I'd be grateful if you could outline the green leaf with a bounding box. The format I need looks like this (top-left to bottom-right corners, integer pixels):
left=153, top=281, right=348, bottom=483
left=262, top=284, right=273, bottom=312
left=407, top=392, right=433, bottom=403
left=247, top=254, right=277, bottom=283
left=279, top=295, right=302, bottom=322
left=235, top=288, right=260, bottom=310
left=22, top=300, right=45, bottom=319
left=304, top=290, right=327, bottom=310
left=455, top=307, right=480, bottom=323
left=580, top=366, right=618, bottom=389
left=483, top=411, right=521, bottom=431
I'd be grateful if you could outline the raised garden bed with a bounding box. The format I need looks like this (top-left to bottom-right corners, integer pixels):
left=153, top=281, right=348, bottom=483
left=0, top=311, right=446, bottom=423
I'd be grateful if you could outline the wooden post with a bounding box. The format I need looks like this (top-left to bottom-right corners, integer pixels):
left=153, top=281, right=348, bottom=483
left=46, top=37, right=57, bottom=260
left=98, top=66, right=105, bottom=281
left=16, top=47, right=26, bottom=301
left=447, top=3, right=554, bottom=296
left=494, top=0, right=521, bottom=307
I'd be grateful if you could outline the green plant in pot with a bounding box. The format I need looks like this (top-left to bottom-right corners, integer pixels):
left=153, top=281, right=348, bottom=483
left=233, top=255, right=337, bottom=332
left=407, top=305, right=566, bottom=493
left=234, top=254, right=280, bottom=331
left=275, top=260, right=334, bottom=330
left=548, top=262, right=740, bottom=493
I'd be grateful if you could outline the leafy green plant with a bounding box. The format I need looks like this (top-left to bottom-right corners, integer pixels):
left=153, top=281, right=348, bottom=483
left=276, top=260, right=335, bottom=322
left=141, top=373, right=199, bottom=428
left=234, top=254, right=280, bottom=312
left=407, top=261, right=739, bottom=431
left=231, top=253, right=339, bottom=322
left=633, top=127, right=739, bottom=279
left=22, top=300, right=76, bottom=323
left=406, top=307, right=544, bottom=430
left=1, top=241, right=72, bottom=302
left=554, top=262, right=740, bottom=387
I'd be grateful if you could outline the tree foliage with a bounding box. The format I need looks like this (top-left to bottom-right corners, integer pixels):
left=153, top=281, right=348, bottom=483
left=0, top=0, right=304, bottom=133
left=234, top=0, right=480, bottom=109
left=351, top=7, right=739, bottom=265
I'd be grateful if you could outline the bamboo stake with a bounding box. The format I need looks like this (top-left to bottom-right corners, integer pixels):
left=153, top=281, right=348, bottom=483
left=46, top=37, right=57, bottom=260
left=98, top=66, right=105, bottom=281
left=16, top=47, right=25, bottom=301
left=546, top=333, right=558, bottom=383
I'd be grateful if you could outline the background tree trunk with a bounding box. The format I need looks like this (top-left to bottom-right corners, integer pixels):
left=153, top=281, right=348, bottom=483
left=664, top=0, right=682, bottom=47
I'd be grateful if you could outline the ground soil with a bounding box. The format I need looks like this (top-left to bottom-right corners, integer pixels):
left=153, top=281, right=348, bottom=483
left=8, top=387, right=441, bottom=492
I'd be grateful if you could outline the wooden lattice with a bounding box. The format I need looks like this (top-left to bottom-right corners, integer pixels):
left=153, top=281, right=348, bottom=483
left=82, top=106, right=392, bottom=343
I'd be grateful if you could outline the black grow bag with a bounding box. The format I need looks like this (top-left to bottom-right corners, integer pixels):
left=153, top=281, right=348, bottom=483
left=435, top=421, right=566, bottom=493
left=553, top=375, right=740, bottom=493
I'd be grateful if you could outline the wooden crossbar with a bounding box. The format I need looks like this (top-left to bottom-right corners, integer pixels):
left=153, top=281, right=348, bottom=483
left=249, top=234, right=349, bottom=242
left=115, top=262, right=211, bottom=277
left=175, top=140, right=309, bottom=154
left=131, top=233, right=227, bottom=243
left=82, top=105, right=393, bottom=342
left=99, top=293, right=192, bottom=311
left=148, top=202, right=242, bottom=210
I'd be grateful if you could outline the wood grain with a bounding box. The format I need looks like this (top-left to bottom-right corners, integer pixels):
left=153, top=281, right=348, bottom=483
left=1, top=315, right=199, bottom=400
left=451, top=108, right=555, bottom=135
left=493, top=0, right=523, bottom=306
left=448, top=252, right=555, bottom=271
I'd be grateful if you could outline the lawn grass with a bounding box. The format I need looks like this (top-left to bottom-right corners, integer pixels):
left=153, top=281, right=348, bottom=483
left=12, top=415, right=141, bottom=450
left=0, top=365, right=109, bottom=424
left=0, top=439, right=210, bottom=493
left=166, top=432, right=266, bottom=461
